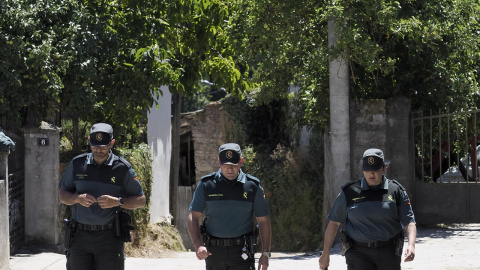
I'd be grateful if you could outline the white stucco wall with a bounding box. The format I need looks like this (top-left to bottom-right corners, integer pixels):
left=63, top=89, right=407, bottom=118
left=147, top=86, right=172, bottom=224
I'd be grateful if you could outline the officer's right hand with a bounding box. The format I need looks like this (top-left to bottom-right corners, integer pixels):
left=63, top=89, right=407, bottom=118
left=195, top=245, right=211, bottom=260
left=77, top=193, right=97, bottom=207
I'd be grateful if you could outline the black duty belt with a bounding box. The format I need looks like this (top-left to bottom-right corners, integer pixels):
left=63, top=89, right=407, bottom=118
left=76, top=222, right=114, bottom=231
left=350, top=237, right=395, bottom=248
left=207, top=236, right=244, bottom=247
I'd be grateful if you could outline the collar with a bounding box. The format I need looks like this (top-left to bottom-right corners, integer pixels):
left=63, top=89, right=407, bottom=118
left=87, top=151, right=114, bottom=166
left=217, top=169, right=246, bottom=183
left=361, top=175, right=388, bottom=190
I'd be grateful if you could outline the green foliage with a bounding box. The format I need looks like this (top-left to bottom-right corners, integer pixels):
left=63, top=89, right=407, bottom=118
left=117, top=143, right=153, bottom=246
left=181, top=80, right=227, bottom=113
left=222, top=95, right=325, bottom=251
left=222, top=95, right=289, bottom=155
left=121, top=0, right=256, bottom=97
left=226, top=0, right=480, bottom=131
left=229, top=0, right=331, bottom=130
left=242, top=135, right=325, bottom=251
left=327, top=0, right=480, bottom=113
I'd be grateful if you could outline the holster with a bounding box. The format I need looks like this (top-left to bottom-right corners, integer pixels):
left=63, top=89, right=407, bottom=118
left=63, top=219, right=77, bottom=252
left=340, top=229, right=351, bottom=256
left=115, top=210, right=134, bottom=242
left=247, top=224, right=259, bottom=255
left=395, top=230, right=405, bottom=256
left=200, top=219, right=209, bottom=245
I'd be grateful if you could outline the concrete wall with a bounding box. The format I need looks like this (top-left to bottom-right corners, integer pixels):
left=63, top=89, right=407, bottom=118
left=147, top=86, right=172, bottom=224
left=349, top=98, right=413, bottom=196
left=23, top=123, right=62, bottom=249
left=0, top=151, right=10, bottom=270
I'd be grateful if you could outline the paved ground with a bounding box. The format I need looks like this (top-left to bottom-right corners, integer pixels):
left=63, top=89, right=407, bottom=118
left=9, top=224, right=480, bottom=270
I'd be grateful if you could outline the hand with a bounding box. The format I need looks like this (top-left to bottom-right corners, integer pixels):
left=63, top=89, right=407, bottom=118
left=319, top=252, right=330, bottom=270
left=96, top=195, right=120, bottom=209
left=404, top=245, right=415, bottom=262
left=78, top=193, right=96, bottom=207
left=195, top=246, right=211, bottom=260
left=258, top=254, right=269, bottom=270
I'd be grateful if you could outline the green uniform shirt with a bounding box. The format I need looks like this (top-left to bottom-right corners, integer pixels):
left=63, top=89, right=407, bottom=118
left=328, top=176, right=415, bottom=243
left=189, top=169, right=269, bottom=238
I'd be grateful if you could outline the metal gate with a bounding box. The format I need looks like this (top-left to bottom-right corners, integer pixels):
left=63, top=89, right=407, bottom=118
left=2, top=129, right=25, bottom=254
left=413, top=109, right=480, bottom=223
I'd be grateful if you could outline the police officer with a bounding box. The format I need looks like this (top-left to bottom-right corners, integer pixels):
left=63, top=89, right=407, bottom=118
left=187, top=143, right=272, bottom=270
left=319, top=148, right=416, bottom=270
left=59, top=123, right=146, bottom=270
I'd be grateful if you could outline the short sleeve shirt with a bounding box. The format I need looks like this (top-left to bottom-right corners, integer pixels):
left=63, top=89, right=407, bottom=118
left=328, top=176, right=415, bottom=242
left=189, top=169, right=270, bottom=238
left=60, top=151, right=144, bottom=225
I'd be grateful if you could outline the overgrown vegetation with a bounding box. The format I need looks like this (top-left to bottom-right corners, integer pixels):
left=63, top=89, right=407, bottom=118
left=221, top=95, right=325, bottom=251
left=117, top=144, right=153, bottom=246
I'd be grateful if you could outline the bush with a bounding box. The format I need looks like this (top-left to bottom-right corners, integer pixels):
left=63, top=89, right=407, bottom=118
left=117, top=143, right=153, bottom=246
left=222, top=94, right=326, bottom=251
left=243, top=141, right=324, bottom=251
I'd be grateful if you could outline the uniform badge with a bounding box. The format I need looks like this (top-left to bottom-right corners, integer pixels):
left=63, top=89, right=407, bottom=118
left=368, top=157, right=375, bottom=165
left=96, top=133, right=103, bottom=141
left=226, top=150, right=233, bottom=159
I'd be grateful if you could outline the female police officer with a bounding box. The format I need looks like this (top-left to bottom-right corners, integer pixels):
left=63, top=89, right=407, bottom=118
left=319, top=148, right=416, bottom=270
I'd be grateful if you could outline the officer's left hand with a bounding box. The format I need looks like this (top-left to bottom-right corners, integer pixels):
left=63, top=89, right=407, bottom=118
left=258, top=255, right=269, bottom=270
left=97, top=195, right=120, bottom=209
left=404, top=245, right=415, bottom=262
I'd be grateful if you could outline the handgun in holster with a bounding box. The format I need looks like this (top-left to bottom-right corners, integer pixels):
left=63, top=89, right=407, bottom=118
left=115, top=209, right=134, bottom=242
left=200, top=219, right=209, bottom=246
left=63, top=219, right=77, bottom=253
left=248, top=224, right=260, bottom=255
left=339, top=229, right=352, bottom=256
left=394, top=230, right=405, bottom=256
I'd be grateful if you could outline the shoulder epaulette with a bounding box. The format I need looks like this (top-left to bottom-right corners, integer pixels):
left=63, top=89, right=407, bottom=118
left=390, top=179, right=406, bottom=191
left=72, top=153, right=88, bottom=161
left=200, top=172, right=216, bottom=182
left=118, top=156, right=133, bottom=168
left=245, top=174, right=260, bottom=183
left=341, top=179, right=361, bottom=190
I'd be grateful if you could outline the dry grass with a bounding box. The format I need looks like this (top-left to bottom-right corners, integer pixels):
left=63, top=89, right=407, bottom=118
left=124, top=223, right=186, bottom=258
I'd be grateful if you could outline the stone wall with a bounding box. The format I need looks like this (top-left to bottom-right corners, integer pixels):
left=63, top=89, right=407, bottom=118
left=349, top=98, right=413, bottom=195
left=182, top=101, right=234, bottom=182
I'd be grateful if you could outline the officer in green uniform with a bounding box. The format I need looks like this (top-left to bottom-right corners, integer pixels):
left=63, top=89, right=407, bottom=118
left=59, top=123, right=146, bottom=270
left=319, top=148, right=416, bottom=270
left=188, top=143, right=272, bottom=270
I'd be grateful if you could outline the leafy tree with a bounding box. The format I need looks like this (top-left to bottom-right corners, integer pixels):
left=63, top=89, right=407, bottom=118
left=117, top=0, right=257, bottom=223
left=229, top=0, right=480, bottom=132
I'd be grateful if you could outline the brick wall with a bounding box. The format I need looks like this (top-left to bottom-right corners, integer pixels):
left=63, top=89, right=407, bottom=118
left=182, top=101, right=235, bottom=183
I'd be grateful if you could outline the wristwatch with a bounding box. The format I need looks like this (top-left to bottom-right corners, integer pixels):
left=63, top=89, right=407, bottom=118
left=118, top=197, right=124, bottom=206
left=262, top=252, right=271, bottom=258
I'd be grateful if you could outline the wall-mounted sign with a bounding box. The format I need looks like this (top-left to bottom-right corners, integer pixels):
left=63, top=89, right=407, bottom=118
left=38, top=138, right=49, bottom=146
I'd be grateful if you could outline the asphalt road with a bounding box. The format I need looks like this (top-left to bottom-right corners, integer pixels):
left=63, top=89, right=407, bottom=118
left=9, top=224, right=480, bottom=270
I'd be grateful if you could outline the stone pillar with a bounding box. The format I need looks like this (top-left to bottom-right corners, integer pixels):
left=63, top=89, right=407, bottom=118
left=386, top=98, right=413, bottom=197
left=0, top=150, right=10, bottom=269
left=23, top=122, right=62, bottom=250
left=325, top=19, right=351, bottom=219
